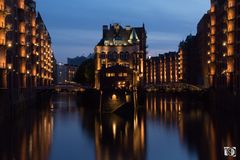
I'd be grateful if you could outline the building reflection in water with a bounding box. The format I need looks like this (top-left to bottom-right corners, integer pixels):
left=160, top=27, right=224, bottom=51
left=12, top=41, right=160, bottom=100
left=145, top=93, right=240, bottom=160
left=0, top=93, right=239, bottom=160
left=79, top=107, right=146, bottom=160
left=0, top=101, right=54, bottom=160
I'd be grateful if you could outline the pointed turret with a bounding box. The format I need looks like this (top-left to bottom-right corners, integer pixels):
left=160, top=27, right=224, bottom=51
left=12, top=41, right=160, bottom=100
left=128, top=28, right=139, bottom=44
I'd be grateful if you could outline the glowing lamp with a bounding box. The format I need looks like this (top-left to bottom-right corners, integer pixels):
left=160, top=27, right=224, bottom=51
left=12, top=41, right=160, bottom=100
left=112, top=94, right=117, bottom=100
left=7, top=64, right=12, bottom=70
left=7, top=43, right=12, bottom=48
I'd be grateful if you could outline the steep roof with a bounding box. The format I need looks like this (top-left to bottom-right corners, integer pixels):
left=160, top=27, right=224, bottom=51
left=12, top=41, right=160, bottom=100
left=97, top=23, right=146, bottom=46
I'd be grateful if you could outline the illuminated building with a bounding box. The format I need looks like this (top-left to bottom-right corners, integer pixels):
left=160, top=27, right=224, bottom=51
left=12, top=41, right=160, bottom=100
left=145, top=52, right=178, bottom=85
left=178, top=33, right=210, bottom=87
left=144, top=14, right=210, bottom=88
left=0, top=0, right=54, bottom=89
left=57, top=63, right=78, bottom=84
left=196, top=13, right=210, bottom=88
left=178, top=35, right=201, bottom=85
left=209, top=0, right=240, bottom=90
left=36, top=13, right=54, bottom=87
left=94, top=23, right=147, bottom=90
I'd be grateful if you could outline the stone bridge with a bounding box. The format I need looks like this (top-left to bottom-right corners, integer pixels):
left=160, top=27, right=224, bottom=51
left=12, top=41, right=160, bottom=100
left=145, top=83, right=202, bottom=92
left=53, top=83, right=90, bottom=92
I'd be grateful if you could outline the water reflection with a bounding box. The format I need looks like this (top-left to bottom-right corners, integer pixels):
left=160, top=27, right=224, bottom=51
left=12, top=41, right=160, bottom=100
left=0, top=93, right=240, bottom=160
left=145, top=93, right=240, bottom=160
left=79, top=108, right=146, bottom=160
left=0, top=102, right=53, bottom=160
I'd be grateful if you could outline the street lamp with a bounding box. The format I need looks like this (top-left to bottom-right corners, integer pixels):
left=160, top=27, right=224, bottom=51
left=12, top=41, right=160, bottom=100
left=7, top=64, right=12, bottom=70
left=7, top=63, right=13, bottom=107
left=7, top=42, right=12, bottom=48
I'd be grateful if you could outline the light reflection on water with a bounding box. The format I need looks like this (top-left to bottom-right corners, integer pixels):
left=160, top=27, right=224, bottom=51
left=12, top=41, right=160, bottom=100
left=0, top=93, right=239, bottom=160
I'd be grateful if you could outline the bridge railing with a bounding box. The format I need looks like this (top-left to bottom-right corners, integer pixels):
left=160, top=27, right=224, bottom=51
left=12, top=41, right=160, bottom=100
left=145, top=82, right=202, bottom=92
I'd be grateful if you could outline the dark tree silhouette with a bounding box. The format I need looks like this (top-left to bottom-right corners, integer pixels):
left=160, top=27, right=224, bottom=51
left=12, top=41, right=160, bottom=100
left=73, top=58, right=95, bottom=86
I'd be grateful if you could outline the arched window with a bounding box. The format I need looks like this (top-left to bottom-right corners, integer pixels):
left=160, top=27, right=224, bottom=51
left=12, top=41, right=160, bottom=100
left=125, top=52, right=129, bottom=59
left=120, top=52, right=129, bottom=60
left=112, top=51, right=118, bottom=60
left=100, top=52, right=106, bottom=59
left=108, top=52, right=112, bottom=59
left=120, top=52, right=124, bottom=60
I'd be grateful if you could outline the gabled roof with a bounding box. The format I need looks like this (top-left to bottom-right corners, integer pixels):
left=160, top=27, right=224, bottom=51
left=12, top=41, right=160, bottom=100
left=128, top=28, right=139, bottom=44
left=97, top=23, right=146, bottom=46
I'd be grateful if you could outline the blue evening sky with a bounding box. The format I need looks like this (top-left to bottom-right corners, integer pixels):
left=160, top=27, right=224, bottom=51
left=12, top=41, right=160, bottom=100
left=38, top=0, right=210, bottom=63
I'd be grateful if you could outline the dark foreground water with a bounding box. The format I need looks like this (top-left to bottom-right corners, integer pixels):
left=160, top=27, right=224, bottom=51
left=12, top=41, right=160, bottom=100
left=0, top=93, right=239, bottom=160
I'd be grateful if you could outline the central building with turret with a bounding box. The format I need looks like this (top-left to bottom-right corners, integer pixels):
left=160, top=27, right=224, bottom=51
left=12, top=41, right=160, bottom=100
left=95, top=23, right=147, bottom=90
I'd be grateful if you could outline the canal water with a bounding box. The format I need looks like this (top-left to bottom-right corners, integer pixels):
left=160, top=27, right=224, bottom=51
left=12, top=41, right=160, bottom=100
left=0, top=93, right=239, bottom=160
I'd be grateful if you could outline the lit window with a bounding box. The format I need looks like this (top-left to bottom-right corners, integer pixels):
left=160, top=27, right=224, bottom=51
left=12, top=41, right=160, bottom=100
left=111, top=73, right=115, bottom=77
left=106, top=73, right=115, bottom=77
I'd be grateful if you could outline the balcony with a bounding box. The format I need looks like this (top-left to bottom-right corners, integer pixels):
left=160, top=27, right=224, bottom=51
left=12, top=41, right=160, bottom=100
left=0, top=24, right=5, bottom=30
left=227, top=9, right=235, bottom=20
left=0, top=8, right=4, bottom=15
left=5, top=24, right=12, bottom=32
left=0, top=62, right=5, bottom=69
left=0, top=39, right=5, bottom=48
left=0, top=8, right=11, bottom=17
left=228, top=1, right=235, bottom=8
left=18, top=1, right=25, bottom=10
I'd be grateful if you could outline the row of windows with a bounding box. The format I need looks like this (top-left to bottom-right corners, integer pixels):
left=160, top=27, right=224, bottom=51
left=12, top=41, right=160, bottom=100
left=106, top=72, right=128, bottom=77
left=101, top=62, right=130, bottom=67
left=100, top=52, right=129, bottom=60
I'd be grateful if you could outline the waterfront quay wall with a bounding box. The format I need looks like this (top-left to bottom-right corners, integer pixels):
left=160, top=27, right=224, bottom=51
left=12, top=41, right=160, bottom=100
left=204, top=89, right=240, bottom=111
left=144, top=87, right=240, bottom=112
left=0, top=88, right=52, bottom=121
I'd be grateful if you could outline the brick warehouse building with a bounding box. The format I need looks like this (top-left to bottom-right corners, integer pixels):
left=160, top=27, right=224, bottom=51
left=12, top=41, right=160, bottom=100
left=209, top=0, right=240, bottom=90
left=0, top=0, right=54, bottom=90
left=95, top=23, right=147, bottom=90
left=145, top=52, right=178, bottom=85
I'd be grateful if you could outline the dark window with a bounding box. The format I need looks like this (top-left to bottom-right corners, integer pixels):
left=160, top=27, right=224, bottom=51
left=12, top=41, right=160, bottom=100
left=108, top=52, right=113, bottom=59
left=120, top=52, right=128, bottom=60
left=100, top=52, right=106, bottom=59
left=113, top=52, right=118, bottom=60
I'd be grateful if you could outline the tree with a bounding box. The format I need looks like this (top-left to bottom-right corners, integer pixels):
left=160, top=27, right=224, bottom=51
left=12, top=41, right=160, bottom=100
left=73, top=58, right=95, bottom=86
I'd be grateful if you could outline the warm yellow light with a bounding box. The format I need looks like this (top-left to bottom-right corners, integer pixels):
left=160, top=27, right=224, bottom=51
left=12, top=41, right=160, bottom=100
left=228, top=9, right=235, bottom=20
left=210, top=6, right=215, bottom=13
left=223, top=42, right=227, bottom=46
left=7, top=64, right=12, bottom=70
left=7, top=43, right=12, bottom=48
left=112, top=122, right=116, bottom=139
left=112, top=94, right=117, bottom=100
